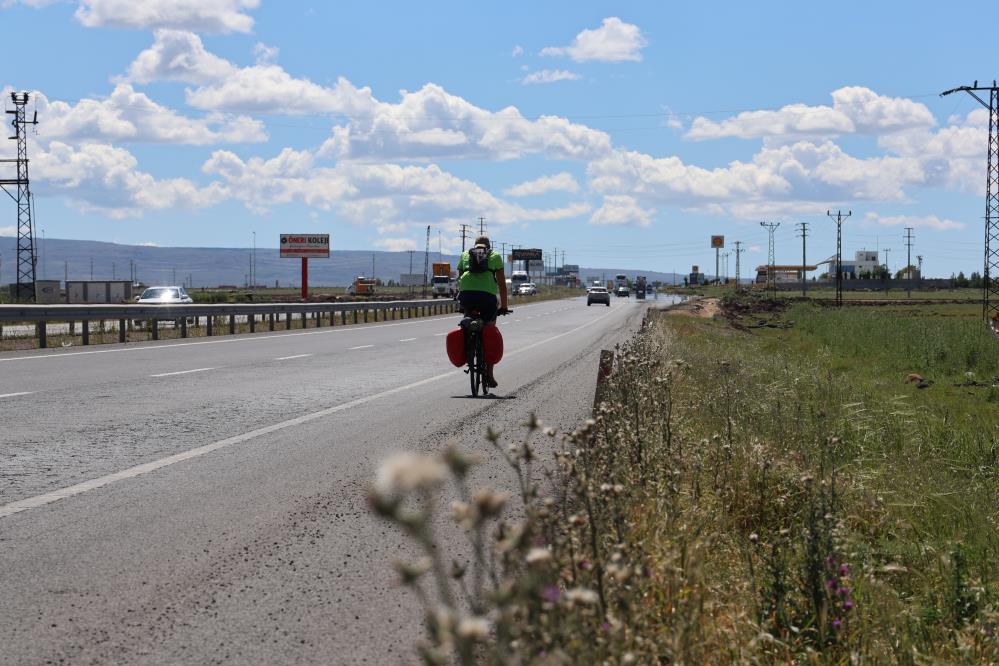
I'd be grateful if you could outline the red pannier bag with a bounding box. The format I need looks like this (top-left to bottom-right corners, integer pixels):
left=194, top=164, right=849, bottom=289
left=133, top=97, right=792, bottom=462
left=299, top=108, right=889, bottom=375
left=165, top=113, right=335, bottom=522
left=446, top=328, right=466, bottom=367
left=482, top=324, right=504, bottom=364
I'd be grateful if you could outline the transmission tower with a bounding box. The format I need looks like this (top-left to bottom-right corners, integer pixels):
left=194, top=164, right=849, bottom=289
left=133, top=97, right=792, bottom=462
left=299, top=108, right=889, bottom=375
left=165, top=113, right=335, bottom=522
left=423, top=225, right=431, bottom=298
left=904, top=227, right=915, bottom=297
left=477, top=216, right=486, bottom=235
left=796, top=221, right=809, bottom=298
left=827, top=210, right=851, bottom=307
left=1, top=92, right=39, bottom=301
left=942, top=82, right=999, bottom=327
left=734, top=241, right=744, bottom=291
left=760, top=221, right=780, bottom=297
left=460, top=224, right=471, bottom=251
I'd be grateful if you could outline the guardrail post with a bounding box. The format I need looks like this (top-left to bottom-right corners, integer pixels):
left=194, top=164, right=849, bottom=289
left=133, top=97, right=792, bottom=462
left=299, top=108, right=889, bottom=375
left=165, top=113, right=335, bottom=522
left=119, top=319, right=126, bottom=343
left=82, top=320, right=90, bottom=346
left=286, top=312, right=292, bottom=330
left=302, top=312, right=308, bottom=329
left=352, top=310, right=358, bottom=324
left=151, top=319, right=159, bottom=341
left=341, top=310, right=346, bottom=326
left=249, top=314, right=255, bottom=333
left=207, top=316, right=213, bottom=337
left=269, top=313, right=275, bottom=331
left=364, top=309, right=369, bottom=323
left=69, top=321, right=75, bottom=335
left=229, top=314, right=236, bottom=335
left=37, top=322, right=46, bottom=349
left=181, top=318, right=188, bottom=338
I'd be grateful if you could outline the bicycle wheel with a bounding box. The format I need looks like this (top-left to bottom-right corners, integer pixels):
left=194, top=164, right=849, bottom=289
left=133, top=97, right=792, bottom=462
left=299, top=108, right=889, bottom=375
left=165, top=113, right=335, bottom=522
left=468, top=333, right=480, bottom=396
left=477, top=333, right=489, bottom=396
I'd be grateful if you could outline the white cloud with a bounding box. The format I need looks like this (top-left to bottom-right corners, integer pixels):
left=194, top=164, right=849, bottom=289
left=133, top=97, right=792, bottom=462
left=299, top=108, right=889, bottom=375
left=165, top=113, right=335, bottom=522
left=374, top=237, right=418, bottom=251
left=0, top=225, right=16, bottom=236
left=34, top=84, right=266, bottom=145
left=253, top=42, right=279, bottom=65
left=33, top=141, right=227, bottom=218
left=140, top=241, right=159, bottom=246
left=75, top=0, right=259, bottom=33
left=504, top=172, right=579, bottom=197
left=521, top=69, right=582, bottom=85
left=864, top=212, right=965, bottom=231
left=511, top=45, right=524, bottom=57
left=687, top=87, right=935, bottom=140
left=541, top=17, right=647, bottom=63
left=589, top=195, right=652, bottom=227
left=124, top=30, right=237, bottom=85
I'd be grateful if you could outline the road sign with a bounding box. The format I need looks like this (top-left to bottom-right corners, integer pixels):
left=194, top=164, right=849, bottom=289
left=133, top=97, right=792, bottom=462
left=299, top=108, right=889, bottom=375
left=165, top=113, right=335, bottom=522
left=711, top=235, right=725, bottom=249
left=561, top=264, right=580, bottom=274
left=512, top=248, right=543, bottom=261
left=280, top=234, right=330, bottom=259
left=528, top=259, right=545, bottom=272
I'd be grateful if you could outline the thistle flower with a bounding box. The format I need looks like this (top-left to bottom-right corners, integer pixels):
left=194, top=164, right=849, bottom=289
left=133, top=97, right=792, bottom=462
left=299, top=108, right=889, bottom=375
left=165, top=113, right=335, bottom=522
left=374, top=452, right=446, bottom=500
left=450, top=500, right=477, bottom=529
left=540, top=585, right=561, bottom=603
left=394, top=557, right=432, bottom=585
left=442, top=442, right=479, bottom=478
left=472, top=488, right=508, bottom=518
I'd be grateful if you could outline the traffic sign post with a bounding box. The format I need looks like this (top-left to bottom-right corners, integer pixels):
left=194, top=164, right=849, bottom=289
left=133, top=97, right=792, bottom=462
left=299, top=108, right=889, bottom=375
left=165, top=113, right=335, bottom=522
left=711, top=236, right=725, bottom=285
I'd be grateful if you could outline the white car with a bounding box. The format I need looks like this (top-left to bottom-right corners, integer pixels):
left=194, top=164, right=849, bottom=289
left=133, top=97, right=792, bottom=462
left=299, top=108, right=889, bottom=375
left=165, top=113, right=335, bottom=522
left=136, top=286, right=194, bottom=304
left=517, top=283, right=537, bottom=296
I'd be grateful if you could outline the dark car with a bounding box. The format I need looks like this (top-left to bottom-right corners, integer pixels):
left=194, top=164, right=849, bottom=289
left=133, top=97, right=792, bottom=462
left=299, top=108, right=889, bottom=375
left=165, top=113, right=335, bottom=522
left=587, top=287, right=610, bottom=306
left=614, top=286, right=630, bottom=298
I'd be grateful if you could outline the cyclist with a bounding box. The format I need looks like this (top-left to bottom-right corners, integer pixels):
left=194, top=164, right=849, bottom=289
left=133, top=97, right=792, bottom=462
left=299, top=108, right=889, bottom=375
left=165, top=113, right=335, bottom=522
left=456, top=235, right=509, bottom=388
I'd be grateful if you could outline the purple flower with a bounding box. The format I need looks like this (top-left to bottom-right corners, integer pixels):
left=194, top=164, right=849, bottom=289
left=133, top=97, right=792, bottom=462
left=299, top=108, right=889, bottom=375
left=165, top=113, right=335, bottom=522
left=843, top=599, right=854, bottom=611
left=540, top=585, right=561, bottom=603
left=826, top=579, right=837, bottom=590
left=832, top=619, right=842, bottom=629
left=601, top=622, right=611, bottom=632
left=837, top=587, right=850, bottom=597
left=839, top=564, right=849, bottom=576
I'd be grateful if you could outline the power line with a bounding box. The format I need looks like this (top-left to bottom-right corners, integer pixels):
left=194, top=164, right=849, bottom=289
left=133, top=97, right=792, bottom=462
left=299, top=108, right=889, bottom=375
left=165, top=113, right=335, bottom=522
left=760, top=221, right=780, bottom=298
left=941, top=81, right=999, bottom=328
left=796, top=221, right=809, bottom=298
left=904, top=227, right=915, bottom=297
left=827, top=210, right=852, bottom=307
left=1, top=92, right=39, bottom=301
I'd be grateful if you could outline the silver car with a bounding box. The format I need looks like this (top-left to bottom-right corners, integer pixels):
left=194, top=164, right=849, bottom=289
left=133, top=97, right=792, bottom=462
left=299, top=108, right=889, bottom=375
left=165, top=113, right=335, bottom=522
left=587, top=287, right=610, bottom=306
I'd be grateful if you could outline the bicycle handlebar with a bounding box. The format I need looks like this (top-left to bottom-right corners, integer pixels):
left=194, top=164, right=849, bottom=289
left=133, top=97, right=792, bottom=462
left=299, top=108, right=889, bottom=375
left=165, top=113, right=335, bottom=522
left=497, top=308, right=513, bottom=316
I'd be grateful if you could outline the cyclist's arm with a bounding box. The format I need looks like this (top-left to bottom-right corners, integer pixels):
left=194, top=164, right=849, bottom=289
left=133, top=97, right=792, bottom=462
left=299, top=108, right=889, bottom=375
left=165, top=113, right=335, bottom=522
left=495, top=267, right=508, bottom=310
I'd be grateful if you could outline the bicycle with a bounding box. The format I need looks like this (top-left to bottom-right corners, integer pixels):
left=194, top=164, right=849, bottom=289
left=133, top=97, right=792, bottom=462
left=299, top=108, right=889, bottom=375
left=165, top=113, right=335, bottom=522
left=460, top=307, right=511, bottom=397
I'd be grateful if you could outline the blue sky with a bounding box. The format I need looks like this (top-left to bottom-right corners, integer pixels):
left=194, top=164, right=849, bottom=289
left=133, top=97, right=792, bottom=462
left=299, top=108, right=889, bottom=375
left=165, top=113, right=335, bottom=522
left=1, top=0, right=996, bottom=276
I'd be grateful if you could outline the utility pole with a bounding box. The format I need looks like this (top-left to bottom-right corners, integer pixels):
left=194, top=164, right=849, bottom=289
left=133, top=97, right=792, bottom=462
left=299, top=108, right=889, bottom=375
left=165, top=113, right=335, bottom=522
left=251, top=230, right=256, bottom=291
left=408, top=249, right=414, bottom=294
left=438, top=230, right=443, bottom=262
left=112, top=262, right=116, bottom=280
left=423, top=225, right=431, bottom=298
left=883, top=248, right=892, bottom=279
left=941, top=81, right=999, bottom=328
left=917, top=254, right=924, bottom=290
left=90, top=257, right=94, bottom=280
left=459, top=224, right=471, bottom=252
left=477, top=217, right=486, bottom=235
left=1, top=92, right=39, bottom=301
left=796, top=221, right=809, bottom=297
left=760, top=221, right=780, bottom=298
left=734, top=241, right=744, bottom=291
left=39, top=228, right=44, bottom=280
left=371, top=253, right=375, bottom=282
left=827, top=210, right=851, bottom=307
left=64, top=260, right=67, bottom=285
left=904, top=227, right=915, bottom=297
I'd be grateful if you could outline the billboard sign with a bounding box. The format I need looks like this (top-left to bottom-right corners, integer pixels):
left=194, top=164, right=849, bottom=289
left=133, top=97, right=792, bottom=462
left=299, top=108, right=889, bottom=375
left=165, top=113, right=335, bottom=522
left=512, top=248, right=543, bottom=261
left=561, top=264, right=580, bottom=274
left=711, top=235, right=725, bottom=249
left=399, top=273, right=424, bottom=286
left=527, top=259, right=545, bottom=272
left=280, top=234, right=330, bottom=259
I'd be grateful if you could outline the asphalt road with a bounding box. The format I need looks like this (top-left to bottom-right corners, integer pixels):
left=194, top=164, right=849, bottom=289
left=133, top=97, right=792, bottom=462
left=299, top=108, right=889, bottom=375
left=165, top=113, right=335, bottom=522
left=0, top=294, right=670, bottom=665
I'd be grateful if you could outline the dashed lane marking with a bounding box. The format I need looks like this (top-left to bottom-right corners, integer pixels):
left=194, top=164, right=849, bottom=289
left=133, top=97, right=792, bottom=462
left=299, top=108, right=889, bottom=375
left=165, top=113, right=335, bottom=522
left=398, top=338, right=417, bottom=342
left=275, top=354, right=313, bottom=361
left=348, top=345, right=374, bottom=350
left=0, top=391, right=33, bottom=399
left=0, top=303, right=623, bottom=520
left=150, top=367, right=215, bottom=378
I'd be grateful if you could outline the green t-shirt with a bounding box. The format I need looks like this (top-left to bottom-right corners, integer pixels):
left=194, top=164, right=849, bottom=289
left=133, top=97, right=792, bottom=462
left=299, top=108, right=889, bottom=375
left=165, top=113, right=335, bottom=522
left=457, top=249, right=504, bottom=295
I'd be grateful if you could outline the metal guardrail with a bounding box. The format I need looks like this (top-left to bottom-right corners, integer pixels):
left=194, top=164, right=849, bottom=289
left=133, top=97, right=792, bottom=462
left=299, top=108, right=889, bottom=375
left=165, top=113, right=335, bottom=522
left=0, top=298, right=458, bottom=349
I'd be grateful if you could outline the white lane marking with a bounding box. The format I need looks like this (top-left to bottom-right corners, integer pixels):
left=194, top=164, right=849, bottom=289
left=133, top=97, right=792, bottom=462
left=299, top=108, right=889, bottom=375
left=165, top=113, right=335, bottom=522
left=275, top=353, right=313, bottom=361
left=433, top=332, right=447, bottom=337
left=398, top=338, right=417, bottom=342
left=0, top=304, right=621, bottom=520
left=150, top=367, right=215, bottom=378
left=0, top=391, right=33, bottom=399
left=348, top=345, right=373, bottom=350
left=0, top=300, right=567, bottom=364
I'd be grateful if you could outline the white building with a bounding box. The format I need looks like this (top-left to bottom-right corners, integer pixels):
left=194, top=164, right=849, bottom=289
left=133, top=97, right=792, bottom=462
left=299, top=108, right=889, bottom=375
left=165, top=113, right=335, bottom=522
left=826, top=250, right=881, bottom=278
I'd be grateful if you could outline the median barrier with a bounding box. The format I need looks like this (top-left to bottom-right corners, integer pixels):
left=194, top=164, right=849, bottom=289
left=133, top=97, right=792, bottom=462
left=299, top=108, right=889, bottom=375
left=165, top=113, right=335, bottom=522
left=0, top=298, right=456, bottom=350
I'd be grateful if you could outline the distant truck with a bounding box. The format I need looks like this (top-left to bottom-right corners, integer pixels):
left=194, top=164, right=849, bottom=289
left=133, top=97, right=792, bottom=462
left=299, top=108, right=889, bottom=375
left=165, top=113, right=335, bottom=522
left=431, top=262, right=455, bottom=298
left=347, top=276, right=376, bottom=297
left=635, top=275, right=647, bottom=300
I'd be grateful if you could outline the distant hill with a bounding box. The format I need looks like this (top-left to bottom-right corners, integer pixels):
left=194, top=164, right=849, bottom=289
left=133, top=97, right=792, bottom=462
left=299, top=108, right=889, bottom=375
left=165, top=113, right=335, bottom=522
left=0, top=237, right=686, bottom=287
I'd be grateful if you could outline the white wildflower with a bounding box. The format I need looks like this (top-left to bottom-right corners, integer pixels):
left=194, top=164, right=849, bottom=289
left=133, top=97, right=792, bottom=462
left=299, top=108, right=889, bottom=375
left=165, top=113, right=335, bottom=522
left=374, top=452, right=447, bottom=499
left=456, top=616, right=490, bottom=641
left=564, top=587, right=599, bottom=605
left=526, top=548, right=552, bottom=565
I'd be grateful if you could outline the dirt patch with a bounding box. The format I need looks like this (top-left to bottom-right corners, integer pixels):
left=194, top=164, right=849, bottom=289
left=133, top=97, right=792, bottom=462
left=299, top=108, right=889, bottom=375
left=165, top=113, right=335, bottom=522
left=668, top=298, right=721, bottom=319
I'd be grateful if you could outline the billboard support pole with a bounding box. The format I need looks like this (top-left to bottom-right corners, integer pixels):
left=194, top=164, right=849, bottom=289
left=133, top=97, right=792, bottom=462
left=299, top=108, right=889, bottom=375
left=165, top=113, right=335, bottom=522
left=301, top=257, right=308, bottom=300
